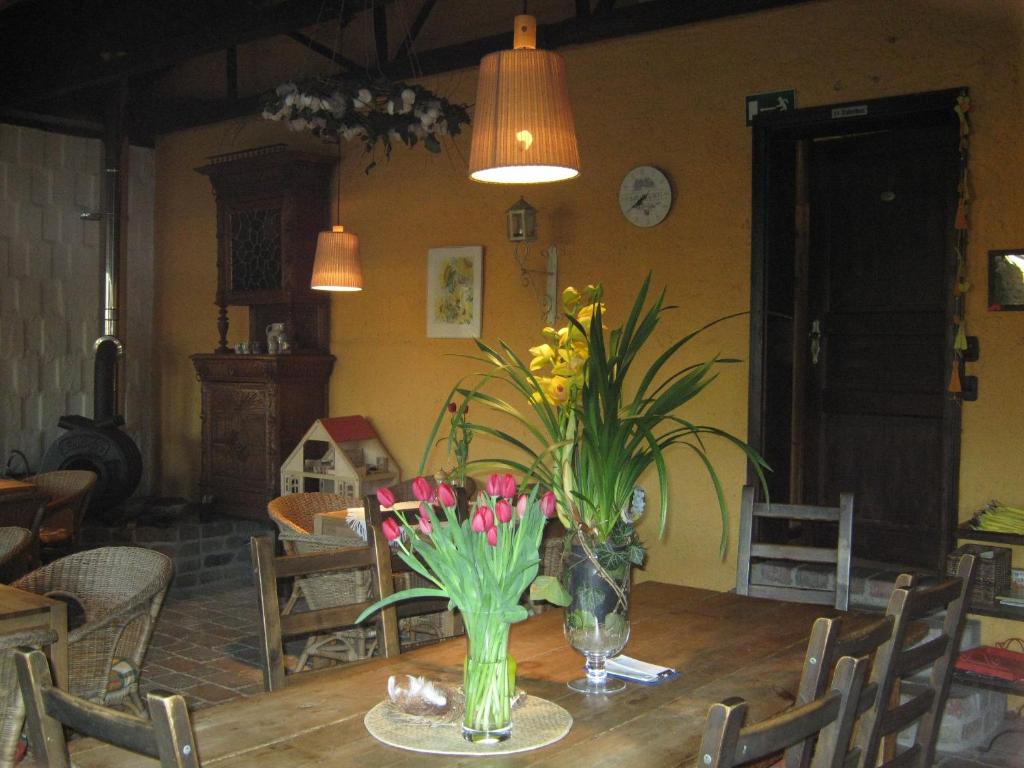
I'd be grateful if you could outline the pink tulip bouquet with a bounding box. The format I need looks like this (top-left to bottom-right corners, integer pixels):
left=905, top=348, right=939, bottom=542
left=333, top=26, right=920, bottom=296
left=357, top=473, right=556, bottom=743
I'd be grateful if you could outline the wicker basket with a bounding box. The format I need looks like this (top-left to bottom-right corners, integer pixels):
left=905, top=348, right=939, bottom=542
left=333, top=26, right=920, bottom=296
left=946, top=543, right=1011, bottom=607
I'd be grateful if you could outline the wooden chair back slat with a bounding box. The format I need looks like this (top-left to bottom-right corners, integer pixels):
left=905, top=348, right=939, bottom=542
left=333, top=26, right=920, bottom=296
left=251, top=525, right=400, bottom=692
left=736, top=485, right=853, bottom=610
left=272, top=544, right=378, bottom=578
left=701, top=654, right=869, bottom=768
left=788, top=616, right=894, bottom=768
left=15, top=648, right=198, bottom=768
left=750, top=544, right=839, bottom=564
left=747, top=585, right=836, bottom=606
left=853, top=553, right=976, bottom=768
left=895, top=636, right=948, bottom=676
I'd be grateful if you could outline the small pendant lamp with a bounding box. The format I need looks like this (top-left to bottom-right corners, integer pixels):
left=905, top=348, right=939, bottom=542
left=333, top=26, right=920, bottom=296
left=311, top=148, right=363, bottom=291
left=468, top=14, right=580, bottom=184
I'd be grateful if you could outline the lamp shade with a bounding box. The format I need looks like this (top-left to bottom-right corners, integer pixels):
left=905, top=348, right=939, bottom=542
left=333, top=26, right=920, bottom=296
left=469, top=15, right=580, bottom=184
left=311, top=225, right=363, bottom=291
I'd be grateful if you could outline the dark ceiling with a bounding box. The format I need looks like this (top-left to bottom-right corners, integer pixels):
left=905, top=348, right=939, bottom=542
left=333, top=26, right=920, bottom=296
left=0, top=0, right=810, bottom=145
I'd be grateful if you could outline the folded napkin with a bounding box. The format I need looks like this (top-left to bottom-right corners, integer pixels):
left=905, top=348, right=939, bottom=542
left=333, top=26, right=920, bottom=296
left=604, top=655, right=678, bottom=685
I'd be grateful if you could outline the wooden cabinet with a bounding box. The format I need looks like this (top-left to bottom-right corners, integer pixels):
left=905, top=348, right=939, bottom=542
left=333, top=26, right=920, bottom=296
left=196, top=144, right=335, bottom=353
left=192, top=354, right=334, bottom=521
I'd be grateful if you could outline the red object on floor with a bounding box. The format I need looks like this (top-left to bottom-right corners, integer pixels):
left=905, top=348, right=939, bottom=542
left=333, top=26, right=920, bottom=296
left=955, top=646, right=1024, bottom=682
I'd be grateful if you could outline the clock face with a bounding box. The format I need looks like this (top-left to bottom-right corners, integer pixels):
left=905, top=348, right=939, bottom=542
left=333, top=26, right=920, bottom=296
left=618, top=166, right=672, bottom=227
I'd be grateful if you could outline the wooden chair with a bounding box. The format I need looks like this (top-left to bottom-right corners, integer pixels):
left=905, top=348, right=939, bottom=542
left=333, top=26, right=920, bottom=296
left=0, top=629, right=56, bottom=768
left=15, top=647, right=198, bottom=768
left=736, top=485, right=854, bottom=610
left=852, top=553, right=976, bottom=768
left=23, top=470, right=97, bottom=557
left=698, top=653, right=870, bottom=768
left=251, top=529, right=400, bottom=692
left=266, top=491, right=359, bottom=617
left=786, top=614, right=895, bottom=768
left=13, top=547, right=173, bottom=712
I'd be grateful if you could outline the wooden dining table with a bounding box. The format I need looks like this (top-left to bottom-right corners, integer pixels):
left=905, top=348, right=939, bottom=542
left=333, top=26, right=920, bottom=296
left=69, top=583, right=862, bottom=768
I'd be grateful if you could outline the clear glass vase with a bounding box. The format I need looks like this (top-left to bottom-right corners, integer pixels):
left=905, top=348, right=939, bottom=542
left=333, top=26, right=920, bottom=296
left=562, top=540, right=631, bottom=694
left=461, top=612, right=513, bottom=744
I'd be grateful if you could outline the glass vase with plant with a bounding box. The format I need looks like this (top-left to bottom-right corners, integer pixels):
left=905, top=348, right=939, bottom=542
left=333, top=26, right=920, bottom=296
left=356, top=474, right=556, bottom=742
left=437, top=274, right=765, bottom=689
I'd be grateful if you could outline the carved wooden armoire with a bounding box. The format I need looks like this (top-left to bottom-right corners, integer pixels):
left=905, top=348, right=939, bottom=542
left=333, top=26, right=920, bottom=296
left=192, top=145, right=336, bottom=520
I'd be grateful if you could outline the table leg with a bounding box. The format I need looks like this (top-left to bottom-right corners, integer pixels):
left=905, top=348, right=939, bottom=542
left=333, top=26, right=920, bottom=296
left=47, top=599, right=69, bottom=690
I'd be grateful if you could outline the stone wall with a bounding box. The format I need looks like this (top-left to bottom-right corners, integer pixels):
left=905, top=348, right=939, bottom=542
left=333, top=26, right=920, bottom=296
left=0, top=123, right=156, bottom=491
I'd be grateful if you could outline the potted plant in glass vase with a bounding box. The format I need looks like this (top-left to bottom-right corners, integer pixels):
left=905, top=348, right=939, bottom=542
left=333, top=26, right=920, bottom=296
left=449, top=274, right=765, bottom=694
left=357, top=475, right=556, bottom=743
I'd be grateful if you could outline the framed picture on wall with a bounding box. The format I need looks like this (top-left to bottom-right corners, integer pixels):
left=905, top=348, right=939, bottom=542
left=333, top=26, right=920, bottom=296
left=988, top=249, right=1024, bottom=311
left=426, top=246, right=484, bottom=338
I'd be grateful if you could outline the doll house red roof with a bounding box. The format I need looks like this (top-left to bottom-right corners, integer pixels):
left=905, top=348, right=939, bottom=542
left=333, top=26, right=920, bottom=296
left=320, top=416, right=379, bottom=444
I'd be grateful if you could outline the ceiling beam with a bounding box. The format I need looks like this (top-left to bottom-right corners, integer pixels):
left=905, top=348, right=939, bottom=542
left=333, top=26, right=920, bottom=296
left=394, top=0, right=438, bottom=63
left=286, top=31, right=360, bottom=71
left=149, top=0, right=817, bottom=135
left=373, top=3, right=388, bottom=65
left=0, top=0, right=375, bottom=110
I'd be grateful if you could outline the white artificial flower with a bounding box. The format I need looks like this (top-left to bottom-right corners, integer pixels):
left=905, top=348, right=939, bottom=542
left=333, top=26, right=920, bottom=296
left=341, top=125, right=366, bottom=140
left=324, top=93, right=347, bottom=116
left=298, top=94, right=313, bottom=109
left=401, top=88, right=416, bottom=106
left=275, top=82, right=298, bottom=96
left=261, top=109, right=278, bottom=121
left=354, top=88, right=372, bottom=108
left=386, top=100, right=395, bottom=115
left=308, top=96, right=323, bottom=112
left=284, top=93, right=296, bottom=107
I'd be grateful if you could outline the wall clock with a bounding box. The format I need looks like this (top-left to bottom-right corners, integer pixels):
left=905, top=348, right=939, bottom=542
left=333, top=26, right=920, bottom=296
left=618, top=165, right=673, bottom=227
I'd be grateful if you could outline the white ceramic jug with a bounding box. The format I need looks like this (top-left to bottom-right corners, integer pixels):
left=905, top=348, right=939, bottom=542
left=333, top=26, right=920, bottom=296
left=266, top=323, right=286, bottom=354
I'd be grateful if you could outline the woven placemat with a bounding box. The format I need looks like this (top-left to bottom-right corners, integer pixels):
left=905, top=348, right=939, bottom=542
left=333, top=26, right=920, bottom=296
left=364, top=696, right=572, bottom=756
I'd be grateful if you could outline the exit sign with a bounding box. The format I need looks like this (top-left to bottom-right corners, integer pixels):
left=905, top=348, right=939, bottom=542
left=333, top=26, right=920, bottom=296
left=746, top=90, right=797, bottom=125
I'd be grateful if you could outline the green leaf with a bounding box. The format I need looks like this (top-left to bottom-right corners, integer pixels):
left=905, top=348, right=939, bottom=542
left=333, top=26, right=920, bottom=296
left=355, top=586, right=449, bottom=624
left=502, top=605, right=530, bottom=623
left=530, top=575, right=571, bottom=606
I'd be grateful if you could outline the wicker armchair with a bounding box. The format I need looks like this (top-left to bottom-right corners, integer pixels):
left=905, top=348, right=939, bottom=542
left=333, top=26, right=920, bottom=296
left=0, top=496, right=47, bottom=572
left=13, top=547, right=172, bottom=713
left=24, top=470, right=97, bottom=555
left=0, top=528, right=33, bottom=584
left=0, top=628, right=56, bottom=768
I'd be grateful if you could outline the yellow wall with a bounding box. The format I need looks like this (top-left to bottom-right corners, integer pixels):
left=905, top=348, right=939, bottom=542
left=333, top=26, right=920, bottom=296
left=156, top=1, right=1024, bottom=604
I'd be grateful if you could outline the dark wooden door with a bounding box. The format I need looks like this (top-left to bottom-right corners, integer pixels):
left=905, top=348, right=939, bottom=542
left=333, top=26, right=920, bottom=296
left=798, top=126, right=960, bottom=568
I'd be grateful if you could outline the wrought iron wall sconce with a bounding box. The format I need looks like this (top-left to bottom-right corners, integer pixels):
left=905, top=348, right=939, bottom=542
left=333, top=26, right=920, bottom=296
left=507, top=198, right=557, bottom=323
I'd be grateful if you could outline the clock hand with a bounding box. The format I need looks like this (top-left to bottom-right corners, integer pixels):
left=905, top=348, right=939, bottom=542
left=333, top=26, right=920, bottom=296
left=629, top=193, right=649, bottom=210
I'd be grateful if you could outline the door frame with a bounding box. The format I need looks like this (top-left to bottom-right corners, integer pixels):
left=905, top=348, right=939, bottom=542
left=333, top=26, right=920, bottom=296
left=747, top=88, right=966, bottom=571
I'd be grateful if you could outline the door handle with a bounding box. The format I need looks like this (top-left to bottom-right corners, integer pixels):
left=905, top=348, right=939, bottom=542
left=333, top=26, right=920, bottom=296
left=809, top=319, right=822, bottom=365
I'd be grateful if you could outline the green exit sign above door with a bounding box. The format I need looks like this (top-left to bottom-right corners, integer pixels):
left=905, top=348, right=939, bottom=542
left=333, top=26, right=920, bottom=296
left=746, top=90, right=797, bottom=125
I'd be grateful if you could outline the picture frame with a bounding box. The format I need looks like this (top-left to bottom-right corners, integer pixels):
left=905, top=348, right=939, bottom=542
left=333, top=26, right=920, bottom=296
left=426, top=246, right=483, bottom=338
left=988, top=249, right=1024, bottom=311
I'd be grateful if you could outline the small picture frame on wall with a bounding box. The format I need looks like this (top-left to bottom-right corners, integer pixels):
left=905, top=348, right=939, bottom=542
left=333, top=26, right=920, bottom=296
left=988, top=249, right=1024, bottom=311
left=426, top=246, right=483, bottom=338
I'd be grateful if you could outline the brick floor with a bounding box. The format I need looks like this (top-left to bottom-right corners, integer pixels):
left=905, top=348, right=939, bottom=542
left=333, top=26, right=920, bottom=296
left=140, top=585, right=264, bottom=710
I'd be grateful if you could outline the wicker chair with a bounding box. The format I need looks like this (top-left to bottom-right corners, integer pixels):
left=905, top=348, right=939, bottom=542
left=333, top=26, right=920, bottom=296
left=0, top=496, right=47, bottom=572
left=24, top=470, right=97, bottom=556
left=0, top=629, right=56, bottom=768
left=0, top=528, right=33, bottom=584
left=13, top=547, right=172, bottom=714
